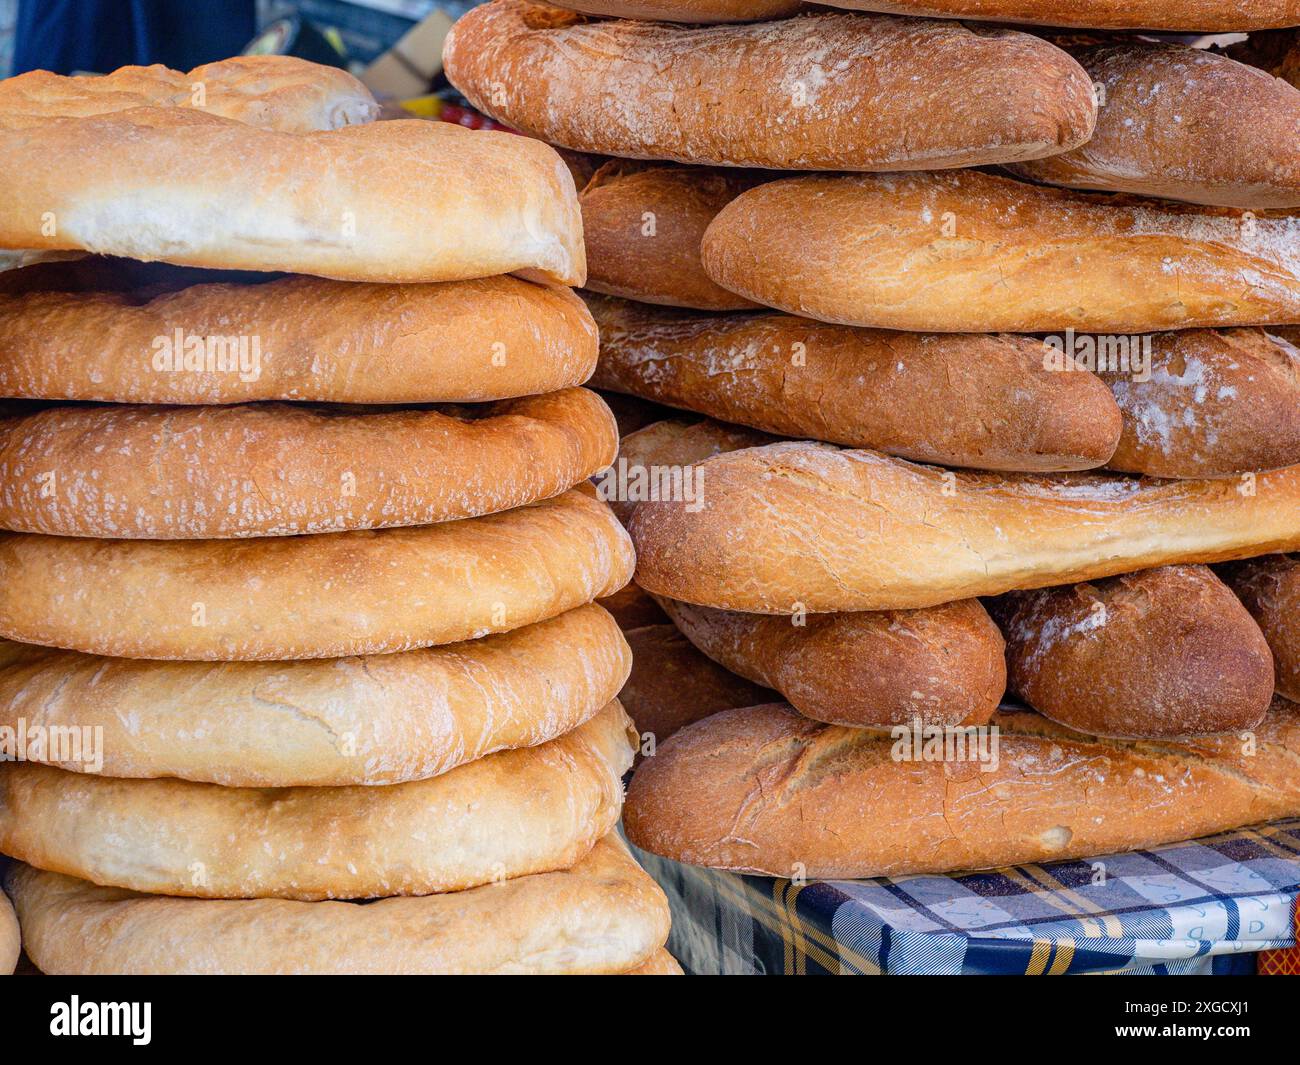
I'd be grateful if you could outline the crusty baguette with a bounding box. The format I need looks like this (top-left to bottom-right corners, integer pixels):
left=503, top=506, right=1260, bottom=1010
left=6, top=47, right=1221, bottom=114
left=0, top=488, right=634, bottom=660
left=624, top=700, right=1300, bottom=878
left=817, top=0, right=1300, bottom=30
left=1220, top=554, right=1300, bottom=703
left=0, top=113, right=584, bottom=286
left=1009, top=43, right=1300, bottom=209
left=629, top=441, right=1300, bottom=612
left=444, top=2, right=1096, bottom=170
left=0, top=604, right=629, bottom=787
left=8, top=831, right=669, bottom=975
left=589, top=294, right=1122, bottom=471
left=702, top=169, right=1300, bottom=333
left=0, top=274, right=597, bottom=403
left=556, top=0, right=802, bottom=20
left=0, top=389, right=616, bottom=538
left=621, top=622, right=774, bottom=750
left=1101, top=328, right=1300, bottom=478
left=0, top=701, right=634, bottom=901
left=581, top=162, right=763, bottom=310
left=988, top=565, right=1274, bottom=739
left=661, top=596, right=1005, bottom=729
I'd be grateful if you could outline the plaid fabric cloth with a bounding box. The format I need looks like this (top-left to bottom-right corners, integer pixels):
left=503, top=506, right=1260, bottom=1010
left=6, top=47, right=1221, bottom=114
left=632, top=819, right=1300, bottom=975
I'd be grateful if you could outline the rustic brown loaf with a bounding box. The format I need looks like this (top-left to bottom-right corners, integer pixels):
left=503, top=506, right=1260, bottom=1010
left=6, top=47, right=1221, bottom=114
left=701, top=169, right=1300, bottom=333
left=0, top=488, right=634, bottom=660
left=988, top=565, right=1274, bottom=739
left=624, top=700, right=1300, bottom=878
left=629, top=441, right=1300, bottom=612
left=1101, top=329, right=1300, bottom=479
left=661, top=597, right=1005, bottom=730
left=444, top=2, right=1096, bottom=170
left=7, top=832, right=670, bottom=975
left=555, top=0, right=802, bottom=21
left=590, top=294, right=1122, bottom=471
left=0, top=389, right=617, bottom=538
left=0, top=112, right=584, bottom=286
left=0, top=701, right=634, bottom=901
left=1220, top=554, right=1300, bottom=703
left=0, top=274, right=598, bottom=404
left=580, top=163, right=763, bottom=310
left=0, top=604, right=629, bottom=787
left=1008, top=43, right=1300, bottom=209
left=817, top=0, right=1300, bottom=30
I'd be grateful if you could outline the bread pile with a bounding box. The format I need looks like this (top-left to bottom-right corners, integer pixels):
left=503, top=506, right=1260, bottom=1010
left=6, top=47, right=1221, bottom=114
left=446, top=3, right=1300, bottom=879
left=0, top=55, right=676, bottom=975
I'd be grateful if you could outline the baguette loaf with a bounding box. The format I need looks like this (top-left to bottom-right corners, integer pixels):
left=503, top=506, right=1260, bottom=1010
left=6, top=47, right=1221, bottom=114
left=1101, top=328, right=1300, bottom=478
left=1220, top=554, right=1300, bottom=703
left=701, top=169, right=1300, bottom=333
left=0, top=389, right=616, bottom=538
left=0, top=488, right=634, bottom=660
left=624, top=700, right=1300, bottom=878
left=0, top=701, right=634, bottom=901
left=0, top=113, right=584, bottom=286
left=817, top=1, right=1300, bottom=30
left=0, top=274, right=598, bottom=403
left=0, top=604, right=629, bottom=787
left=590, top=294, right=1122, bottom=471
left=555, top=0, right=802, bottom=20
left=661, top=596, right=1005, bottom=729
left=444, top=2, right=1096, bottom=170
left=629, top=441, right=1300, bottom=612
left=988, top=565, right=1274, bottom=739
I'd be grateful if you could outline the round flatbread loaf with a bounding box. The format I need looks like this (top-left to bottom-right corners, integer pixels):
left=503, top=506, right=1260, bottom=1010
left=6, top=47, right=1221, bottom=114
left=0, top=488, right=634, bottom=659
left=0, top=701, right=635, bottom=900
left=0, top=273, right=598, bottom=404
left=0, top=604, right=629, bottom=787
left=0, top=886, right=17, bottom=975
left=7, top=832, right=670, bottom=974
left=0, top=389, right=616, bottom=538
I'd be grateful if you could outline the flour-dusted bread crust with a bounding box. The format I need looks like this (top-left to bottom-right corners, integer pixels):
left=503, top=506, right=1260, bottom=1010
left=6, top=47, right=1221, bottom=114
left=0, top=701, right=634, bottom=900
left=0, top=56, right=378, bottom=132
left=0, top=888, right=16, bottom=975
left=7, top=832, right=670, bottom=974
left=0, top=389, right=617, bottom=538
left=0, top=605, right=629, bottom=787
left=590, top=295, right=1121, bottom=471
left=629, top=442, right=1300, bottom=612
left=818, top=0, right=1300, bottom=30
left=1220, top=554, right=1300, bottom=703
left=0, top=488, right=634, bottom=659
left=702, top=170, right=1300, bottom=333
left=581, top=163, right=764, bottom=310
left=989, top=566, right=1274, bottom=739
left=444, top=2, right=1096, bottom=170
left=1101, top=329, right=1300, bottom=479
left=0, top=274, right=598, bottom=403
left=1008, top=44, right=1300, bottom=209
left=556, top=0, right=802, bottom=21
left=624, top=700, right=1300, bottom=878
left=0, top=114, right=584, bottom=285
left=661, top=597, right=1005, bottom=730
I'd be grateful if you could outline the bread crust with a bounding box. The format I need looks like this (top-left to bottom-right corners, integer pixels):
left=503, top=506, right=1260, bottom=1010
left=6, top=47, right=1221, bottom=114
left=702, top=170, right=1300, bottom=332
left=555, top=0, right=802, bottom=21
left=0, top=389, right=617, bottom=538
left=817, top=0, right=1300, bottom=30
left=0, top=114, right=584, bottom=285
left=989, top=565, right=1274, bottom=739
left=7, top=832, right=669, bottom=974
left=622, top=949, right=683, bottom=975
left=624, top=700, right=1300, bottom=878
left=444, top=2, right=1096, bottom=170
left=629, top=442, right=1300, bottom=612
left=0, top=888, right=16, bottom=975
left=0, top=701, right=635, bottom=900
left=0, top=604, right=629, bottom=787
left=1220, top=554, right=1300, bottom=702
left=590, top=294, right=1122, bottom=471
left=662, top=597, right=1005, bottom=730
left=0, top=488, right=634, bottom=659
left=0, top=274, right=598, bottom=403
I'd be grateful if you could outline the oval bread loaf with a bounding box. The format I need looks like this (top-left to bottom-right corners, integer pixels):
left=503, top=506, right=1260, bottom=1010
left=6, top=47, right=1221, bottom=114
left=816, top=0, right=1300, bottom=31
left=1219, top=554, right=1300, bottom=703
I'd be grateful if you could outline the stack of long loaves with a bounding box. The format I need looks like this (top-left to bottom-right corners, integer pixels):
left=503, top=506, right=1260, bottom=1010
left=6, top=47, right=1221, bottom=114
left=0, top=56, right=676, bottom=975
left=446, top=2, right=1300, bottom=881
